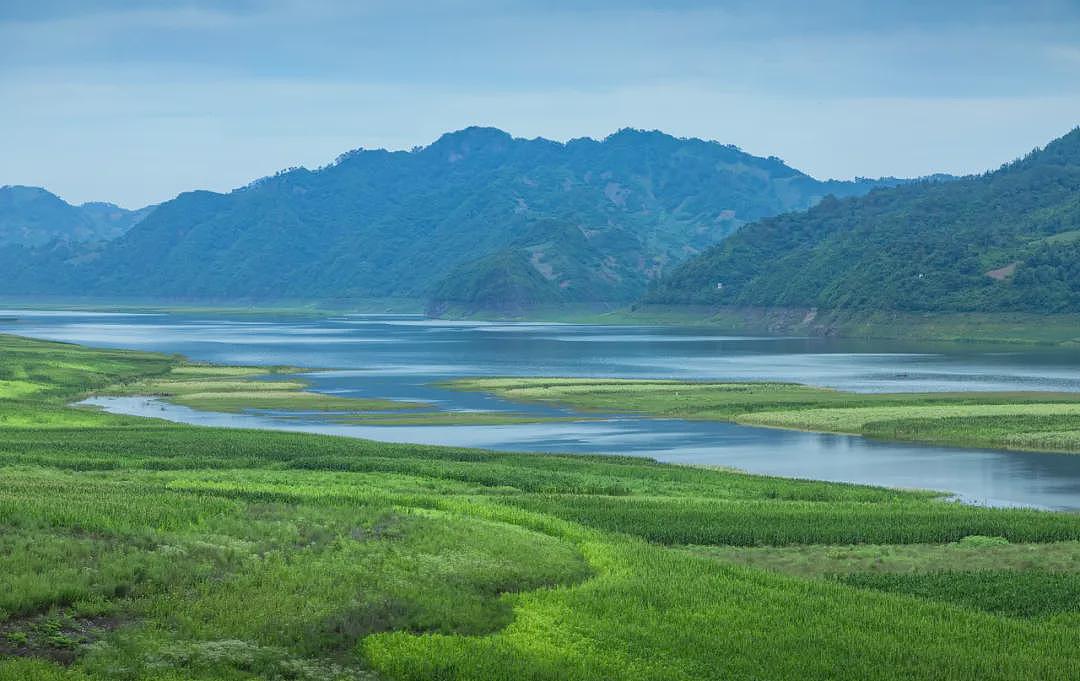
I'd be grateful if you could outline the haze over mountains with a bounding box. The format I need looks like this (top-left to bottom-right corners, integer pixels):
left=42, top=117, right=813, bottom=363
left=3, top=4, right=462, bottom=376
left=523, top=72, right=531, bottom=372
left=11, top=126, right=1075, bottom=316
left=0, top=127, right=910, bottom=307
left=0, top=185, right=154, bottom=248
left=649, top=127, right=1080, bottom=313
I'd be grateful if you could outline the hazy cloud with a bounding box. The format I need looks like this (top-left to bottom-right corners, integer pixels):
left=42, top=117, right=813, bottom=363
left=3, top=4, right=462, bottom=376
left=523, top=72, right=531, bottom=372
left=2, top=0, right=1078, bottom=206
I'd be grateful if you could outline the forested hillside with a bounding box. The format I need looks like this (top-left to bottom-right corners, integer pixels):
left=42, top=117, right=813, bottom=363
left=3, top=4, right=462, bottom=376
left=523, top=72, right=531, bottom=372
left=649, top=127, right=1080, bottom=312
left=0, top=128, right=906, bottom=306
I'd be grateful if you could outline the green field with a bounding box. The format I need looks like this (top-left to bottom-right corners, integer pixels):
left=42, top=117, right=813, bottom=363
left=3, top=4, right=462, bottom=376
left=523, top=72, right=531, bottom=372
left=691, top=538, right=1080, bottom=619
left=2, top=334, right=1080, bottom=679
left=449, top=378, right=1080, bottom=454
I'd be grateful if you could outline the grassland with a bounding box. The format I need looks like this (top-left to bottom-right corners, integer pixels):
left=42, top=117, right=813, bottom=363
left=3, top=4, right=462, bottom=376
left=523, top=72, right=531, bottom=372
left=2, top=333, right=1080, bottom=680
left=449, top=378, right=1080, bottom=454
left=690, top=538, right=1080, bottom=619
left=100, top=364, right=563, bottom=426
left=313, top=412, right=580, bottom=426
left=98, top=366, right=425, bottom=412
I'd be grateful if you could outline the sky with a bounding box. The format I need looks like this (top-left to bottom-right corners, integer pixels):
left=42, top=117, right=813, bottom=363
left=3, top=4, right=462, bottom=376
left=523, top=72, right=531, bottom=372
left=2, top=0, right=1079, bottom=208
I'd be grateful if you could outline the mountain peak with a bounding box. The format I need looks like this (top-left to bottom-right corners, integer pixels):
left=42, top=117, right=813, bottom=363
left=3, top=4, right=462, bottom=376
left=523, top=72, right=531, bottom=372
left=604, top=127, right=674, bottom=143
left=80, top=201, right=123, bottom=210
left=0, top=185, right=62, bottom=203
left=426, top=127, right=514, bottom=159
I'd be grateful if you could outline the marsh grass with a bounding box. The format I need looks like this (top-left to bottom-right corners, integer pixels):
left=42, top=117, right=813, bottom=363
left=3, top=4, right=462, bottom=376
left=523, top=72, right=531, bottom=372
left=315, top=412, right=582, bottom=426
left=837, top=570, right=1080, bottom=619
left=449, top=377, right=1080, bottom=453
left=103, top=367, right=423, bottom=413
left=108, top=364, right=556, bottom=422
left=2, top=334, right=1080, bottom=680
left=689, top=539, right=1080, bottom=576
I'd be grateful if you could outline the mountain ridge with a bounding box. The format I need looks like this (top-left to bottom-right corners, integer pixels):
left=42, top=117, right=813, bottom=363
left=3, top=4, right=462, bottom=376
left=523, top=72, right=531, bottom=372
left=0, top=127, right=922, bottom=306
left=647, top=126, right=1080, bottom=313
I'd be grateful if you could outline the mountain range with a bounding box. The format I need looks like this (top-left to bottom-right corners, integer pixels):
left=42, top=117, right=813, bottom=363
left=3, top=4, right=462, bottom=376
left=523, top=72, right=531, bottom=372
left=648, top=127, right=1080, bottom=313
left=0, top=185, right=154, bottom=248
left=0, top=127, right=911, bottom=307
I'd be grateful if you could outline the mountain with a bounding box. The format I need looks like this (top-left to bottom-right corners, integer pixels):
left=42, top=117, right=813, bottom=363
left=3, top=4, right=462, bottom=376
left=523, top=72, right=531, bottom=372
left=0, top=186, right=152, bottom=247
left=78, top=201, right=157, bottom=240
left=0, top=128, right=912, bottom=306
left=648, top=127, right=1080, bottom=313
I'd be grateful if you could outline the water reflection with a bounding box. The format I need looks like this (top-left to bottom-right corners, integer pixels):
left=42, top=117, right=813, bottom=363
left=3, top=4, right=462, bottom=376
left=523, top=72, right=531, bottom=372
left=3, top=310, right=1079, bottom=510
left=82, top=395, right=1080, bottom=510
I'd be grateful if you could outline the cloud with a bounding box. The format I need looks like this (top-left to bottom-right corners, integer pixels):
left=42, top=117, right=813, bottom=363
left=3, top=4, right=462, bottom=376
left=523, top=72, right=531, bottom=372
left=0, top=0, right=1078, bottom=204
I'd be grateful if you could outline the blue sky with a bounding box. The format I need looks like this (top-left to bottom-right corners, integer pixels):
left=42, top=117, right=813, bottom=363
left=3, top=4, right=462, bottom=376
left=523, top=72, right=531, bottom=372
left=2, top=0, right=1079, bottom=207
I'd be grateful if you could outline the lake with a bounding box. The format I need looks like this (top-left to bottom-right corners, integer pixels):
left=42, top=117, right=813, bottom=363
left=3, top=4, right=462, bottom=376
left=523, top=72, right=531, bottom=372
left=4, top=310, right=1080, bottom=510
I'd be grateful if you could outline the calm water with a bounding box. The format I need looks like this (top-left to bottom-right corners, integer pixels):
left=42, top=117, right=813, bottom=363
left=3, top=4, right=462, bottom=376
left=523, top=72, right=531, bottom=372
left=4, top=310, right=1080, bottom=510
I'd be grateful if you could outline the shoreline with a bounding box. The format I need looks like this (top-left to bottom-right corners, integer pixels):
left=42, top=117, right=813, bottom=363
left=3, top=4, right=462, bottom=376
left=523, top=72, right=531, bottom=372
left=3, top=299, right=1080, bottom=346
left=89, top=393, right=995, bottom=506
left=3, top=332, right=1080, bottom=678
left=85, top=368, right=1080, bottom=509
left=4, top=329, right=1080, bottom=508
left=444, top=377, right=1080, bottom=457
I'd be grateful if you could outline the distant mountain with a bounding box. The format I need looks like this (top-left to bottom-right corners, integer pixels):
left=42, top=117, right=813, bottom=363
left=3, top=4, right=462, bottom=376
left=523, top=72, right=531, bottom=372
left=0, top=128, right=914, bottom=306
left=0, top=186, right=152, bottom=247
left=648, top=127, right=1080, bottom=313
left=78, top=201, right=157, bottom=240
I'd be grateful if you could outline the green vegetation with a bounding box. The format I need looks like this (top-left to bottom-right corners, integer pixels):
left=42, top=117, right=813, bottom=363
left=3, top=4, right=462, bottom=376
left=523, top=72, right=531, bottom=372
left=104, top=365, right=423, bottom=412
left=0, top=299, right=426, bottom=318
left=316, top=412, right=580, bottom=426
left=2, top=333, right=1080, bottom=679
left=604, top=306, right=1080, bottom=346
left=650, top=126, right=1080, bottom=313
left=0, top=128, right=906, bottom=308
left=837, top=570, right=1080, bottom=619
left=167, top=390, right=412, bottom=412
left=818, top=309, right=1080, bottom=345
left=690, top=538, right=1080, bottom=576
left=739, top=402, right=1080, bottom=432
left=691, top=538, right=1080, bottom=619
left=860, top=413, right=1080, bottom=453
left=449, top=377, right=1080, bottom=454
left=102, top=363, right=566, bottom=424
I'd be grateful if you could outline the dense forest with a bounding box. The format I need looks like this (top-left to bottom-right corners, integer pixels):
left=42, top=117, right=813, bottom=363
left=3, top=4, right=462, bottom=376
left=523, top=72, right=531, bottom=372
left=0, top=127, right=907, bottom=306
left=648, top=127, right=1080, bottom=313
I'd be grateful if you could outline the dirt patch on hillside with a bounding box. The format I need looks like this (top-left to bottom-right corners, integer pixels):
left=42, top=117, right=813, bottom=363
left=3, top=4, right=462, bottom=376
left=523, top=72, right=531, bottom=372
left=986, top=262, right=1018, bottom=280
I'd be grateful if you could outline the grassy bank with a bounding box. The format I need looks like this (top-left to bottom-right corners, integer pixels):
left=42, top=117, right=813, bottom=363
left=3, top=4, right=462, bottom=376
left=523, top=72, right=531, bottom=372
left=437, top=304, right=1080, bottom=346
left=98, top=362, right=570, bottom=426
left=99, top=367, right=424, bottom=412
left=2, top=334, right=1080, bottom=679
left=447, top=378, right=1080, bottom=454
left=613, top=306, right=1080, bottom=345
left=0, top=297, right=425, bottom=317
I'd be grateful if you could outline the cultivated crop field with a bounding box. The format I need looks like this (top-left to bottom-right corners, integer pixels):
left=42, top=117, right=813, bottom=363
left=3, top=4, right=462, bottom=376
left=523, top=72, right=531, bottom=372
left=450, top=378, right=1080, bottom=453
left=1, top=335, right=1079, bottom=680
